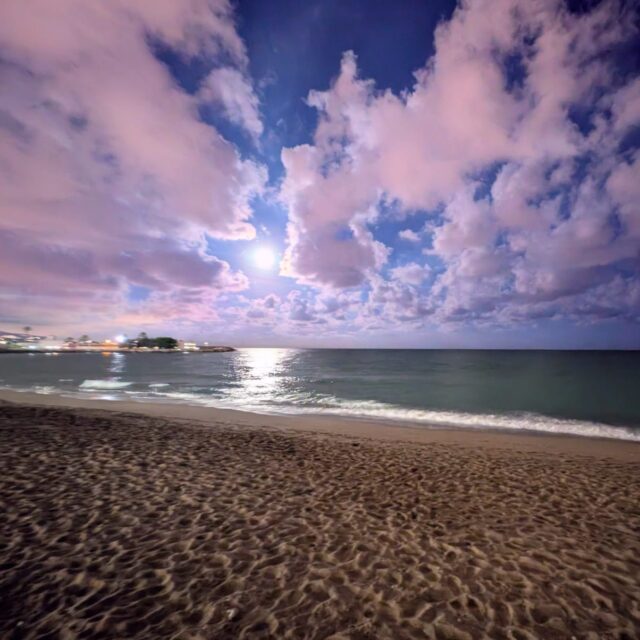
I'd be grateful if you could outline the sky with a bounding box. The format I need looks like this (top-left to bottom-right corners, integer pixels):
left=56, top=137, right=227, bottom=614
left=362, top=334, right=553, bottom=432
left=0, top=0, right=639, bottom=348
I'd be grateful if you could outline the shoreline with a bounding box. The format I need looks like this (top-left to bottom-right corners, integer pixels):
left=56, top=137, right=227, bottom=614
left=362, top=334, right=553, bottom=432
left=1, top=388, right=639, bottom=461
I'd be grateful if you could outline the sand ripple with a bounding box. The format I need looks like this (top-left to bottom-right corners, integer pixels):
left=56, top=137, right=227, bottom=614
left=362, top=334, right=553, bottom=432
left=1, top=403, right=639, bottom=639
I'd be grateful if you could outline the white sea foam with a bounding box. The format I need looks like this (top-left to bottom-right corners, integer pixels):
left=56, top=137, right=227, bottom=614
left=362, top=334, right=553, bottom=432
left=31, top=385, right=58, bottom=395
left=264, top=396, right=640, bottom=442
left=136, top=385, right=640, bottom=441
left=79, top=379, right=132, bottom=390
left=3, top=376, right=638, bottom=442
left=1, top=384, right=60, bottom=395
left=156, top=391, right=216, bottom=404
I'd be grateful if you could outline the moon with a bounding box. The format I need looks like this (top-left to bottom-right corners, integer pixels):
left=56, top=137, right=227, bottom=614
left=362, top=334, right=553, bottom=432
left=252, top=247, right=276, bottom=270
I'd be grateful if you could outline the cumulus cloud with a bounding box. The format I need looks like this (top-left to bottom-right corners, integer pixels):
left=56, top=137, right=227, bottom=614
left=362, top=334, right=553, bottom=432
left=0, top=0, right=263, bottom=328
left=2, top=0, right=638, bottom=341
left=279, top=142, right=387, bottom=288
left=390, top=263, right=430, bottom=286
left=398, top=229, right=421, bottom=243
left=607, top=152, right=640, bottom=239
left=244, top=294, right=280, bottom=320
left=199, top=67, right=263, bottom=139
left=279, top=0, right=640, bottom=327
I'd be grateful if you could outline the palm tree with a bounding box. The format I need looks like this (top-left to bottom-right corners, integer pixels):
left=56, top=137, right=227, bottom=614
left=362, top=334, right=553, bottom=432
left=23, top=326, right=32, bottom=334
left=79, top=334, right=90, bottom=343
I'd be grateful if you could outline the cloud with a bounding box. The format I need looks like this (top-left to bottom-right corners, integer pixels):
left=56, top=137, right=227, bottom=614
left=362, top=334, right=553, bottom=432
left=199, top=67, right=264, bottom=139
left=279, top=0, right=640, bottom=327
left=2, top=0, right=638, bottom=341
left=0, top=0, right=263, bottom=327
left=365, top=274, right=434, bottom=324
left=398, top=229, right=421, bottom=242
left=278, top=142, right=387, bottom=288
left=390, top=262, right=430, bottom=286
left=607, top=152, right=640, bottom=239
left=244, top=294, right=280, bottom=320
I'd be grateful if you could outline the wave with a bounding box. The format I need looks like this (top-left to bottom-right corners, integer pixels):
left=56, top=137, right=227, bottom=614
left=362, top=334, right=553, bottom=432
left=267, top=396, right=640, bottom=441
left=79, top=379, right=132, bottom=390
left=0, top=384, right=60, bottom=395
left=153, top=391, right=217, bottom=404
left=31, top=385, right=59, bottom=394
left=138, top=386, right=640, bottom=441
left=2, top=380, right=638, bottom=442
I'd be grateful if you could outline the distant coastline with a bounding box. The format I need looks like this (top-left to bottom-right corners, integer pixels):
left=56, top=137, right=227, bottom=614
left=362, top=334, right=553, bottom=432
left=0, top=346, right=235, bottom=354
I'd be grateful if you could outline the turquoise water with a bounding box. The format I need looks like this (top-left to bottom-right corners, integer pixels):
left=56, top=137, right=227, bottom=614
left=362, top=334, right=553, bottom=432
left=1, top=349, right=639, bottom=440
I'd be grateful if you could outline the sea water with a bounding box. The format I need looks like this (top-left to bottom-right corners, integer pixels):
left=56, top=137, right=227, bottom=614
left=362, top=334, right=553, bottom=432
left=1, top=349, right=639, bottom=440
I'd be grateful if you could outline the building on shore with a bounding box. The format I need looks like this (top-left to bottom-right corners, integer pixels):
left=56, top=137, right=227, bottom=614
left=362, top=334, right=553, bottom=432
left=1, top=331, right=233, bottom=353
left=0, top=334, right=123, bottom=351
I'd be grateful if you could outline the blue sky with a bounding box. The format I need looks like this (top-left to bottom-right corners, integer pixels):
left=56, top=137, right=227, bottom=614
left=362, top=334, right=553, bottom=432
left=0, top=0, right=638, bottom=347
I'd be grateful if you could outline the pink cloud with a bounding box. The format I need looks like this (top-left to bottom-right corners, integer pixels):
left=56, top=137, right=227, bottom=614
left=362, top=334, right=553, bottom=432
left=279, top=143, right=386, bottom=288
left=1, top=0, right=638, bottom=339
left=607, top=152, right=640, bottom=239
left=0, top=0, right=263, bottom=328
left=199, top=67, right=263, bottom=139
left=278, top=0, right=639, bottom=328
left=389, top=262, right=430, bottom=286
left=398, top=229, right=421, bottom=243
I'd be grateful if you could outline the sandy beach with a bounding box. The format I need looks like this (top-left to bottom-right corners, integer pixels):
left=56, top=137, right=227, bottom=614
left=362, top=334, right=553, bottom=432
left=1, top=391, right=639, bottom=639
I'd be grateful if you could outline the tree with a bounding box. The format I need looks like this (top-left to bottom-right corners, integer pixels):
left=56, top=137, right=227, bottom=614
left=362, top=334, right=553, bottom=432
left=65, top=337, right=75, bottom=343
left=138, top=331, right=148, bottom=340
left=155, top=337, right=178, bottom=349
left=79, top=335, right=90, bottom=343
left=23, top=326, right=32, bottom=334
left=136, top=336, right=154, bottom=348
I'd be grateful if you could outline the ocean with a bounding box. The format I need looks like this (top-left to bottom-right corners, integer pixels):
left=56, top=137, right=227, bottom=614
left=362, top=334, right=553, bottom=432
left=1, top=349, right=639, bottom=441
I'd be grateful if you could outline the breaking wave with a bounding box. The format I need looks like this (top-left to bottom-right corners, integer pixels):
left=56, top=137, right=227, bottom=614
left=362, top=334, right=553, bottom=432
left=133, top=387, right=640, bottom=442
left=79, top=379, right=132, bottom=390
left=272, top=396, right=640, bottom=442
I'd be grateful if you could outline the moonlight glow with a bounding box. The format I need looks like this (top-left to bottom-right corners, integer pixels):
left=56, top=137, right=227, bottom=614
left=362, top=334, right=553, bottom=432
left=252, top=247, right=276, bottom=271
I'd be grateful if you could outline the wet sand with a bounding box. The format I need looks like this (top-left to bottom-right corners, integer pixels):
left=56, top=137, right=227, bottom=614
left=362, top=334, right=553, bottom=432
left=1, top=391, right=639, bottom=639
